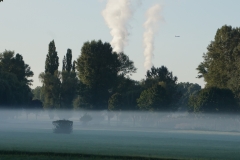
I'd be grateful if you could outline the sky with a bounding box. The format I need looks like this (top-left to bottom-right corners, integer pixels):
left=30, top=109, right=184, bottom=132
left=1, top=0, right=240, bottom=88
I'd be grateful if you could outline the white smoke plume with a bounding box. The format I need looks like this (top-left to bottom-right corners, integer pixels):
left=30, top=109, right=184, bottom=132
left=102, top=0, right=133, bottom=53
left=143, top=4, right=163, bottom=70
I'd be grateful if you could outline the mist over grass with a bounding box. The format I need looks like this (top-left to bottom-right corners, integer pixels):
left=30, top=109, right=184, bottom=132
left=1, top=108, right=240, bottom=132
left=0, top=108, right=240, bottom=159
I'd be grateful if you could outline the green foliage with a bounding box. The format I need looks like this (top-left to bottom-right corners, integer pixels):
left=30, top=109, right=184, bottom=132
left=0, top=71, right=21, bottom=106
left=41, top=45, right=78, bottom=110
left=72, top=60, right=76, bottom=72
left=188, top=87, right=239, bottom=113
left=32, top=86, right=42, bottom=100
left=137, top=84, right=168, bottom=111
left=0, top=50, right=33, bottom=85
left=0, top=50, right=33, bottom=107
left=145, top=66, right=177, bottom=86
left=45, top=40, right=59, bottom=75
left=62, top=56, right=66, bottom=71
left=41, top=39, right=60, bottom=108
left=77, top=40, right=119, bottom=87
left=76, top=40, right=137, bottom=110
left=39, top=71, right=61, bottom=109
left=121, top=90, right=141, bottom=110
left=41, top=41, right=79, bottom=109
left=32, top=86, right=44, bottom=110
left=197, top=25, right=240, bottom=98
left=61, top=71, right=78, bottom=109
left=0, top=50, right=14, bottom=71
left=138, top=66, right=180, bottom=111
left=66, top=49, right=72, bottom=72
left=73, top=81, right=93, bottom=109
left=30, top=99, right=43, bottom=109
left=117, top=52, right=137, bottom=76
left=60, top=49, right=78, bottom=109
left=76, top=40, right=120, bottom=109
left=112, top=76, right=141, bottom=110
left=108, top=93, right=123, bottom=111
left=176, top=82, right=201, bottom=111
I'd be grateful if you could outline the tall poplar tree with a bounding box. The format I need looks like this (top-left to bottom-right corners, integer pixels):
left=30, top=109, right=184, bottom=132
left=61, top=49, right=78, bottom=109
left=62, top=56, right=66, bottom=71
left=45, top=40, right=59, bottom=75
left=40, top=40, right=61, bottom=109
left=66, top=49, right=72, bottom=72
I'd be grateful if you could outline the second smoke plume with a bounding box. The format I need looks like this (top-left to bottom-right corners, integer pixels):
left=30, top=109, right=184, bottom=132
left=143, top=4, right=163, bottom=70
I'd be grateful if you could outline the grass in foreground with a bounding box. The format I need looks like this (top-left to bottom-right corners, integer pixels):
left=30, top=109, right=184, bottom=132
left=0, top=150, right=181, bottom=160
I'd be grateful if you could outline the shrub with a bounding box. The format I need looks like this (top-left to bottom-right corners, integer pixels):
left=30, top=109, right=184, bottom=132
left=52, top=120, right=73, bottom=134
left=80, top=113, right=92, bottom=125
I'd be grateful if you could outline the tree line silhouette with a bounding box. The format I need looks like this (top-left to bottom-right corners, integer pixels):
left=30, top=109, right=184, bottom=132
left=1, top=25, right=240, bottom=114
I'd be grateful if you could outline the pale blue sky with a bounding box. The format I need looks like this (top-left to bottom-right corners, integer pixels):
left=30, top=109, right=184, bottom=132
left=1, top=0, right=240, bottom=88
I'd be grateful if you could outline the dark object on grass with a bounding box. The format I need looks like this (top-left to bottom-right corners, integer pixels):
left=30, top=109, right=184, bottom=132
left=52, top=120, right=73, bottom=134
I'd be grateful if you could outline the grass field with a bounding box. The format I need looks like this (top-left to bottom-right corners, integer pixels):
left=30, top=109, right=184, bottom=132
left=1, top=111, right=240, bottom=160
left=0, top=126, right=240, bottom=160
left=0, top=150, right=181, bottom=160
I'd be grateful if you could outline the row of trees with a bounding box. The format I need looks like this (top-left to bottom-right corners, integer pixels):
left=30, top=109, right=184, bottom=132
left=32, top=25, right=240, bottom=113
left=32, top=40, right=200, bottom=112
left=2, top=25, right=240, bottom=114
left=39, top=41, right=78, bottom=110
